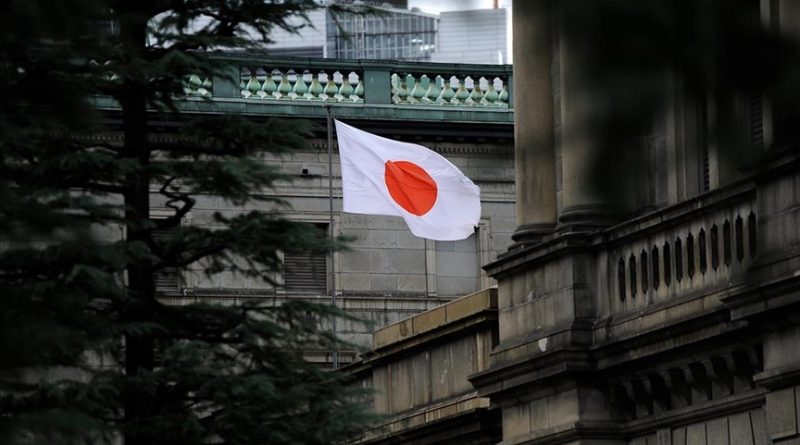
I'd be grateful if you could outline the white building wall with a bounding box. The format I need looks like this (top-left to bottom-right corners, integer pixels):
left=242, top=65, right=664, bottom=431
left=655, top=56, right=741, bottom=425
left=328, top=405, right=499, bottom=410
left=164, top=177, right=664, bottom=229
left=432, top=8, right=508, bottom=64
left=263, top=9, right=328, bottom=56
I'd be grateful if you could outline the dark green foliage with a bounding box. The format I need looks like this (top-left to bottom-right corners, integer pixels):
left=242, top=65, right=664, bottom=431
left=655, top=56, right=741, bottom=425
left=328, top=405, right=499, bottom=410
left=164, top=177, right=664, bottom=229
left=0, top=1, right=372, bottom=444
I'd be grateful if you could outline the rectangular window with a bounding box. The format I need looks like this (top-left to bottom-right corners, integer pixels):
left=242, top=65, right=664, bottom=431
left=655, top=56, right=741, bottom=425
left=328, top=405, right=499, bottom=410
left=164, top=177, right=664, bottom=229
left=283, top=223, right=328, bottom=294
left=152, top=226, right=181, bottom=294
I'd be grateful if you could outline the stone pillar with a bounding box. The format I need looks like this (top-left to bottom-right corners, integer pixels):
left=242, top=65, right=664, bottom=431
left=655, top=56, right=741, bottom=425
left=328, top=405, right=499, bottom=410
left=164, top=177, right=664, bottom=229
left=556, top=1, right=621, bottom=229
left=510, top=0, right=557, bottom=246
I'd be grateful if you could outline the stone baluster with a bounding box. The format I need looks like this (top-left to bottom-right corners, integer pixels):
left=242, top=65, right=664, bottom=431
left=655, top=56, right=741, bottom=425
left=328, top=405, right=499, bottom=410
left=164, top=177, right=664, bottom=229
left=200, top=77, right=212, bottom=97
left=353, top=79, right=365, bottom=102
left=484, top=79, right=499, bottom=106
left=256, top=69, right=268, bottom=99
left=244, top=74, right=261, bottom=99
left=467, top=76, right=484, bottom=105
left=454, top=77, right=470, bottom=105
left=498, top=84, right=509, bottom=106
left=410, top=75, right=426, bottom=104
left=425, top=75, right=441, bottom=104
left=185, top=74, right=202, bottom=96
left=260, top=70, right=277, bottom=99
left=308, top=73, right=323, bottom=101
left=323, top=72, right=338, bottom=102
left=277, top=72, right=292, bottom=100
left=292, top=71, right=309, bottom=100
left=390, top=73, right=398, bottom=102
left=333, top=71, right=343, bottom=101
left=396, top=74, right=409, bottom=103
left=339, top=73, right=354, bottom=102
left=439, top=77, right=455, bottom=105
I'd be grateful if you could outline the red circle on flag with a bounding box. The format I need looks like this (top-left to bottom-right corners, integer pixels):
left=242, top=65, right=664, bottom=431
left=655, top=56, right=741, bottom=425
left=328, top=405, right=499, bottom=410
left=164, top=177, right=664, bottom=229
left=384, top=160, right=438, bottom=216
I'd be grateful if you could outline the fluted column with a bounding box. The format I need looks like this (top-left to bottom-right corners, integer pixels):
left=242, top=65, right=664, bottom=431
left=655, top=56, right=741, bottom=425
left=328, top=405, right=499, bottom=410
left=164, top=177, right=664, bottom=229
left=556, top=1, right=621, bottom=229
left=510, top=0, right=557, bottom=247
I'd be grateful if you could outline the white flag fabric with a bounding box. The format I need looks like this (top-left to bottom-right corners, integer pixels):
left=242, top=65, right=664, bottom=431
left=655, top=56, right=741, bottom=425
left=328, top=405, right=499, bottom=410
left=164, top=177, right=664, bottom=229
left=335, top=119, right=481, bottom=241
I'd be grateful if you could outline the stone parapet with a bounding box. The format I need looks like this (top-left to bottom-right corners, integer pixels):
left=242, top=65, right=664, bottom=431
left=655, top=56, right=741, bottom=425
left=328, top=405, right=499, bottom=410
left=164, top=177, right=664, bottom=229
left=345, top=288, right=501, bottom=445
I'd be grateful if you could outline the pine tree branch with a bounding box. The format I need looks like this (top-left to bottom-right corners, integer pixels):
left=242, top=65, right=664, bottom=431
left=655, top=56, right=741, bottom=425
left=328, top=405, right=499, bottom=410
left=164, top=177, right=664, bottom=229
left=157, top=242, right=226, bottom=270
left=155, top=176, right=195, bottom=230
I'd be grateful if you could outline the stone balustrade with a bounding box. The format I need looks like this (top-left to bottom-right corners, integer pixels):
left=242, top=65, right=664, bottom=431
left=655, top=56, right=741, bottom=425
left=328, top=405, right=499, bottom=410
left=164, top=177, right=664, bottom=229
left=488, top=182, right=760, bottom=347
left=603, top=183, right=757, bottom=318
left=391, top=73, right=509, bottom=107
left=183, top=74, right=213, bottom=97
left=93, top=55, right=514, bottom=124
left=239, top=67, right=364, bottom=102
left=180, top=54, right=513, bottom=109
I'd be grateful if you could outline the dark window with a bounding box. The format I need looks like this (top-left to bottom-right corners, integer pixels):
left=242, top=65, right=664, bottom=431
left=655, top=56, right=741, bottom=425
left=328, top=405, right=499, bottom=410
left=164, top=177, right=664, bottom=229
left=152, top=227, right=181, bottom=294
left=618, top=257, right=626, bottom=301
left=735, top=216, right=745, bottom=262
left=640, top=250, right=649, bottom=294
left=748, top=212, right=758, bottom=257
left=663, top=242, right=672, bottom=286
left=651, top=246, right=660, bottom=291
left=284, top=223, right=328, bottom=294
left=675, top=238, right=683, bottom=283
left=711, top=225, right=719, bottom=270
left=687, top=234, right=695, bottom=278
left=699, top=229, right=707, bottom=274
left=723, top=220, right=732, bottom=266
left=629, top=254, right=637, bottom=298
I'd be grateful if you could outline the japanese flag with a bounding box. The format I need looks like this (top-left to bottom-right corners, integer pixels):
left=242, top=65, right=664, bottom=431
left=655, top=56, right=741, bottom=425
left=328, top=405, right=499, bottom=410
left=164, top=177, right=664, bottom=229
left=335, top=120, right=481, bottom=241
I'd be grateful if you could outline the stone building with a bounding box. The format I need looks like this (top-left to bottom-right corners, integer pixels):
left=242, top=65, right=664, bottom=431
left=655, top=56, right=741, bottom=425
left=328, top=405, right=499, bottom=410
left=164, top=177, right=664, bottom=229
left=346, top=1, right=800, bottom=444
left=144, top=56, right=516, bottom=362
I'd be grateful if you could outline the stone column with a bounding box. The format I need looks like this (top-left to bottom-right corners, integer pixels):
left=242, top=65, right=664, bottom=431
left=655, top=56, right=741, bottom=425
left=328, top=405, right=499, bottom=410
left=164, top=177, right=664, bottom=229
left=556, top=1, right=621, bottom=229
left=510, top=0, right=557, bottom=247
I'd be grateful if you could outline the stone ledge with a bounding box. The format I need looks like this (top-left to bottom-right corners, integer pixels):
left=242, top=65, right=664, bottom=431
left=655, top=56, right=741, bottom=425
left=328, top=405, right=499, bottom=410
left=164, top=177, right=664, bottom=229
left=372, top=288, right=498, bottom=350
left=355, top=393, right=492, bottom=444
left=754, top=363, right=800, bottom=389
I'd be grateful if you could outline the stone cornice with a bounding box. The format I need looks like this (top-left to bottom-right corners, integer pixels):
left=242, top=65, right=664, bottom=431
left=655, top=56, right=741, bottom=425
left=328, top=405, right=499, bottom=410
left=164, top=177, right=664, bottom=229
left=469, top=347, right=595, bottom=400
left=72, top=132, right=514, bottom=157
left=308, top=139, right=513, bottom=157
left=352, top=394, right=500, bottom=445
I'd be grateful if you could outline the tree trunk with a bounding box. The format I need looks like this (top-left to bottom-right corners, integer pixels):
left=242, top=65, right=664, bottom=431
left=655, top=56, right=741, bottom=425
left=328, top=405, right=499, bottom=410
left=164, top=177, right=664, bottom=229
left=119, top=10, right=155, bottom=445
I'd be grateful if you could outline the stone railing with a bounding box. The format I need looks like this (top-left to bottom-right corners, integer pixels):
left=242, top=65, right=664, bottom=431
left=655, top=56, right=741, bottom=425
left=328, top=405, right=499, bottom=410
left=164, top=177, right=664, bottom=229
left=603, top=184, right=757, bottom=317
left=183, top=74, right=213, bottom=97
left=239, top=67, right=364, bottom=102
left=182, top=54, right=513, bottom=109
left=391, top=73, right=508, bottom=107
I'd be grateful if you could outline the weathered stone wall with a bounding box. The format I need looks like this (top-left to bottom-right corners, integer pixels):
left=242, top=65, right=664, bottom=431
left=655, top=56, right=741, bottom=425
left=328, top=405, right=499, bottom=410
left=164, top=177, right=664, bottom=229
left=152, top=138, right=515, bottom=352
left=347, top=289, right=501, bottom=445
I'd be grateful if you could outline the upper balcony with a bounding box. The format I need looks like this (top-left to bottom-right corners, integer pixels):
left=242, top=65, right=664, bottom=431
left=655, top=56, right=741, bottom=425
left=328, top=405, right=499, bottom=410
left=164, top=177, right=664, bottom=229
left=92, top=54, right=514, bottom=126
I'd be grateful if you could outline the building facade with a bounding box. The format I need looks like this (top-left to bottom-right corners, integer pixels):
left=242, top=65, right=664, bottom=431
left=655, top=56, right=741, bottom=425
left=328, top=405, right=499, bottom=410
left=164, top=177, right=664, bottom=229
left=347, top=1, right=800, bottom=444
left=263, top=3, right=438, bottom=61
left=431, top=8, right=508, bottom=64
left=139, top=56, right=516, bottom=362
left=263, top=2, right=509, bottom=64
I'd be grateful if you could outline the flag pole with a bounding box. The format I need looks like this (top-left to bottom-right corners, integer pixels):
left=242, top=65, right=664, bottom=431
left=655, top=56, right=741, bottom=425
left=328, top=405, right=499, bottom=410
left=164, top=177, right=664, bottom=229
left=326, top=105, right=339, bottom=369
